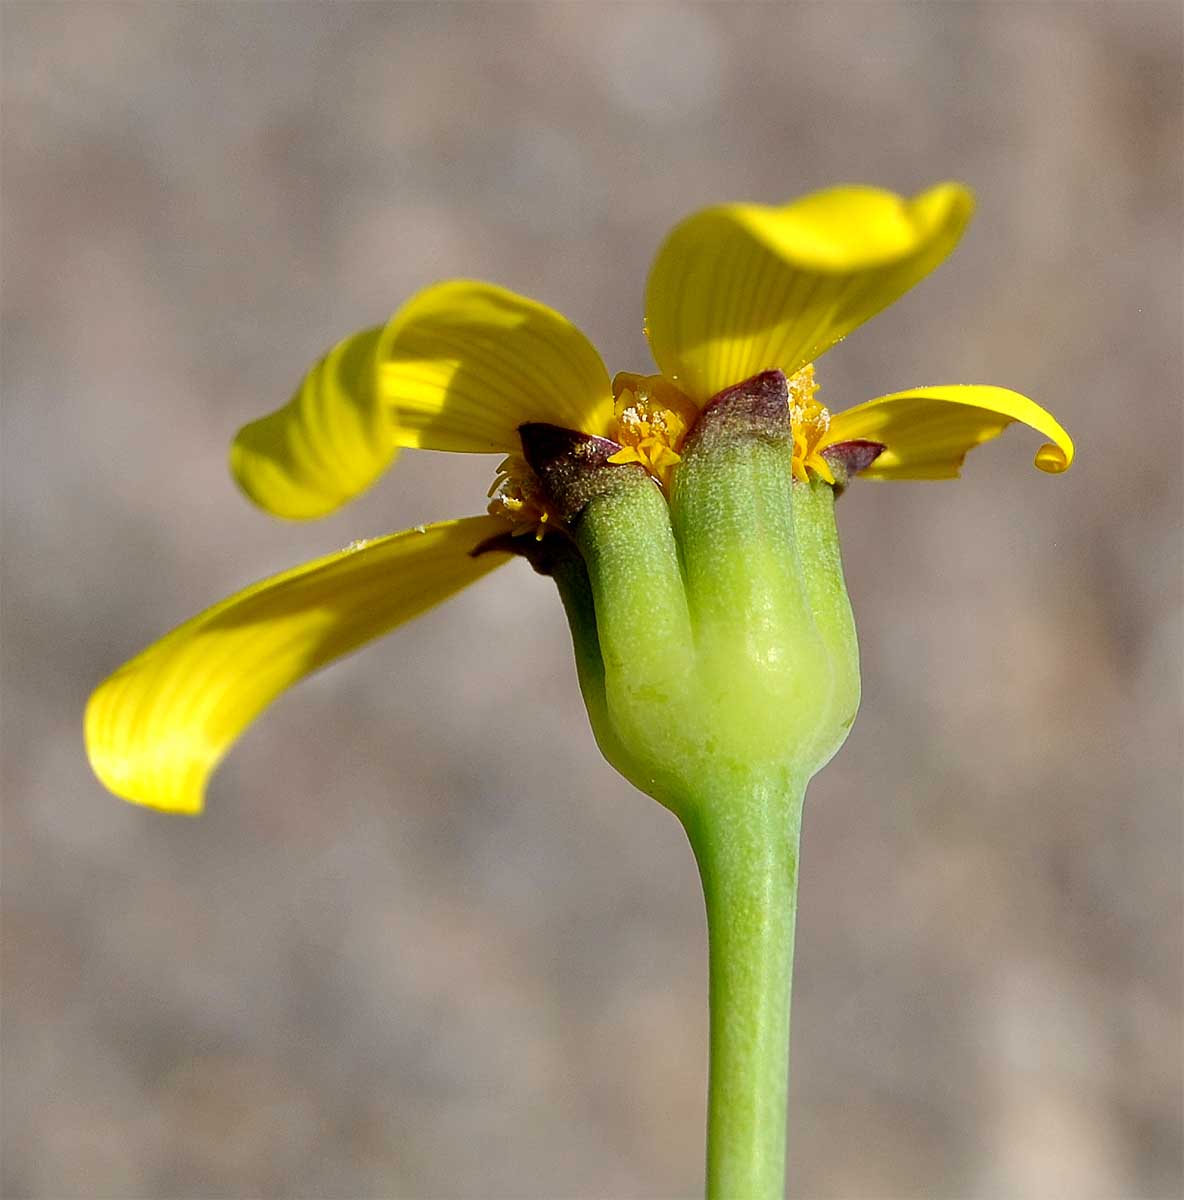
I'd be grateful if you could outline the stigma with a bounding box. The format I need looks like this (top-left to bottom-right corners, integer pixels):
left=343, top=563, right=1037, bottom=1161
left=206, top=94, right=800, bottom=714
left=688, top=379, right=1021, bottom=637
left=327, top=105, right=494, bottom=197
left=786, top=364, right=835, bottom=484
left=607, top=373, right=700, bottom=487
left=487, top=454, right=555, bottom=540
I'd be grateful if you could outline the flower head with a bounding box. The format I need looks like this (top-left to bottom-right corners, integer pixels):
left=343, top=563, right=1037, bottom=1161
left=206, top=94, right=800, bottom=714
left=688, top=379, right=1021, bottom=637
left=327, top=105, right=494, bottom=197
left=86, top=183, right=1074, bottom=814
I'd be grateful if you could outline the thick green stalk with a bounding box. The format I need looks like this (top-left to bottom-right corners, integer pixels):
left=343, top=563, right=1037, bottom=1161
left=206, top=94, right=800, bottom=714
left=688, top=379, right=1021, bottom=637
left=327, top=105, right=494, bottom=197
left=683, top=773, right=803, bottom=1200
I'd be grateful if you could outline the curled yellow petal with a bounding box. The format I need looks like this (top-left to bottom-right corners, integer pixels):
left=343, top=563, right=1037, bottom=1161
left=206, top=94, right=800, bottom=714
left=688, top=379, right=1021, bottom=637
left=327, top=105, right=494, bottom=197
left=85, top=516, right=513, bottom=815
left=645, top=183, right=975, bottom=403
left=381, top=280, right=614, bottom=452
left=231, top=326, right=397, bottom=520
left=824, top=385, right=1074, bottom=479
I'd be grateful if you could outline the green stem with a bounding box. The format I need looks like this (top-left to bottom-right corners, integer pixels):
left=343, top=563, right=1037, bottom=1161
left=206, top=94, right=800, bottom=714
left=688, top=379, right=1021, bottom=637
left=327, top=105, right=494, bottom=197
left=682, top=773, right=804, bottom=1200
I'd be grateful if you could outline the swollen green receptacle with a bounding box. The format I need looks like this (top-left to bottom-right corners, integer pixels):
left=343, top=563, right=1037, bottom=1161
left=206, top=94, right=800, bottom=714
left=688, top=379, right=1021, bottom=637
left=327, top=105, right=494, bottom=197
left=540, top=369, right=860, bottom=819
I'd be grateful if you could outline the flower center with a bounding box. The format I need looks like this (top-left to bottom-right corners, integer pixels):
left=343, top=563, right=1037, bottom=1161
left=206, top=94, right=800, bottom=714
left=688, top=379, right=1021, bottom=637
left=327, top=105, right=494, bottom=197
left=786, top=364, right=835, bottom=484
left=487, top=453, right=555, bottom=540
left=490, top=366, right=838, bottom=538
left=606, top=372, right=700, bottom=487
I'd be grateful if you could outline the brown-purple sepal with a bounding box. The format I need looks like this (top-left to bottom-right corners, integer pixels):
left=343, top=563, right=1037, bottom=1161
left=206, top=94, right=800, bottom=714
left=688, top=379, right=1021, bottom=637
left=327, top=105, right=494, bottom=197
left=470, top=525, right=580, bottom=576
left=682, top=370, right=793, bottom=457
left=820, top=439, right=886, bottom=493
left=518, top=422, right=650, bottom=524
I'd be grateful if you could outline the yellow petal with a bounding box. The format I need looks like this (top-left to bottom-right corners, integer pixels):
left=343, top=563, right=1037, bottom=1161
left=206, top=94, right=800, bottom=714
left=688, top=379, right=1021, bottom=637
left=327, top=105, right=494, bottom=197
left=824, top=385, right=1074, bottom=479
left=231, top=326, right=397, bottom=520
left=381, top=280, right=614, bottom=452
left=85, top=516, right=513, bottom=815
left=646, top=183, right=975, bottom=403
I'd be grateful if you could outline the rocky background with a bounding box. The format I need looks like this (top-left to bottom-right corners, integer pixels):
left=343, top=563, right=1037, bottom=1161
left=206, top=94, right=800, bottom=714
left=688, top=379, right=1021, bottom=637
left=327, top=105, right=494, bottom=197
left=3, top=3, right=1181, bottom=1197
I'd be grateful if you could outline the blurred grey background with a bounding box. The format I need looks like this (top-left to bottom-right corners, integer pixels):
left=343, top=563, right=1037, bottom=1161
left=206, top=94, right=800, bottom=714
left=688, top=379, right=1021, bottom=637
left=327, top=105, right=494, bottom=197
left=3, top=3, right=1181, bottom=1197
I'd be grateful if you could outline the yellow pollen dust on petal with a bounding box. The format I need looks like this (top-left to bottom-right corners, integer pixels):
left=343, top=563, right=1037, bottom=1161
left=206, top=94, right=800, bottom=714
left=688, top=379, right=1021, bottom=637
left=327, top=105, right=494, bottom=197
left=487, top=453, right=555, bottom=541
left=787, top=363, right=835, bottom=485
left=607, top=372, right=699, bottom=488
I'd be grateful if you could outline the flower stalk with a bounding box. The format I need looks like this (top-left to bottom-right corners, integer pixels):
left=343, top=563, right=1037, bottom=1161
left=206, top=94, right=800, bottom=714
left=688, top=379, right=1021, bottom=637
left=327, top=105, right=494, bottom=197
left=684, top=772, right=803, bottom=1200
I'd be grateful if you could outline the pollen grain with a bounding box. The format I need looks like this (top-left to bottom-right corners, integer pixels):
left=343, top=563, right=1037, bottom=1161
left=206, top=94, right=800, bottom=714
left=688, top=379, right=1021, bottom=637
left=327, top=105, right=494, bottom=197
left=608, top=373, right=699, bottom=487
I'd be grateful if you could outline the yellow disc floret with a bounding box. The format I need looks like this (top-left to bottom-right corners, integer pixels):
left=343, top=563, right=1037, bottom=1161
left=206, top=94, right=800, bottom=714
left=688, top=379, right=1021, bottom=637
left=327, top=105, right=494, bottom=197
left=607, top=372, right=700, bottom=488
left=786, top=364, right=835, bottom=485
left=487, top=453, right=555, bottom=540
left=490, top=366, right=836, bottom=539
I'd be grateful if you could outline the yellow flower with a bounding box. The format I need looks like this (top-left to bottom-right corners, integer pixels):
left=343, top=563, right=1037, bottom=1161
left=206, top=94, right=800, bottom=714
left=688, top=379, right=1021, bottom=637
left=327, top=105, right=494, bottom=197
left=86, top=182, right=1074, bottom=815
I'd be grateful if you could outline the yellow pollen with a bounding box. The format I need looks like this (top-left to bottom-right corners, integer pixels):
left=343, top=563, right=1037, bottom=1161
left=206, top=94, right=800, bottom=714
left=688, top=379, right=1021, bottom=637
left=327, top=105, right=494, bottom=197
left=786, top=364, right=835, bottom=484
left=487, top=454, right=554, bottom=540
left=607, top=372, right=699, bottom=487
